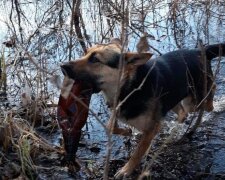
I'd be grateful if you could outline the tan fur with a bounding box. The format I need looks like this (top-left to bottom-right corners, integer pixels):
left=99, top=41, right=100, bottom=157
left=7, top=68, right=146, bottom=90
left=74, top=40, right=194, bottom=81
left=107, top=116, right=132, bottom=136
left=173, top=96, right=196, bottom=123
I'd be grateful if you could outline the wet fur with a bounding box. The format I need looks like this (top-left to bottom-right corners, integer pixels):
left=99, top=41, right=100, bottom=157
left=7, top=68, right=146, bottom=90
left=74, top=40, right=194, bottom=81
left=61, top=42, right=225, bottom=178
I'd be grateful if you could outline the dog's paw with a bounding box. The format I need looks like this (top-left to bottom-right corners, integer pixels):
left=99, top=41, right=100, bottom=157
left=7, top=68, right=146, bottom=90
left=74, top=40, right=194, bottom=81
left=114, top=164, right=133, bottom=179
left=177, top=115, right=187, bottom=123
left=111, top=127, right=132, bottom=136
left=120, top=128, right=132, bottom=136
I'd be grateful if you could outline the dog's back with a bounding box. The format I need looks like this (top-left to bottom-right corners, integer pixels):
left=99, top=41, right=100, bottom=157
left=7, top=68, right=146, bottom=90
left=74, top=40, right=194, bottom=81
left=119, top=49, right=203, bottom=120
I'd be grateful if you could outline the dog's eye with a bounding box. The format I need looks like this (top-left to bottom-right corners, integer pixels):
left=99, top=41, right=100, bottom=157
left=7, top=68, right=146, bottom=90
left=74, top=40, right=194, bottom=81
left=89, top=56, right=100, bottom=63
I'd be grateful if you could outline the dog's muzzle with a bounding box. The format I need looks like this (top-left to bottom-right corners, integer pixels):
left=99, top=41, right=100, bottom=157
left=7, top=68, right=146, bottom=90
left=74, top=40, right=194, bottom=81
left=61, top=63, right=75, bottom=79
left=61, top=63, right=101, bottom=93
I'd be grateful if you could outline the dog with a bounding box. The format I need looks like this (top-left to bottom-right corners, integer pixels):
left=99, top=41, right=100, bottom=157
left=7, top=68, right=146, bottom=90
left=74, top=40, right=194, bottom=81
left=61, top=40, right=225, bottom=178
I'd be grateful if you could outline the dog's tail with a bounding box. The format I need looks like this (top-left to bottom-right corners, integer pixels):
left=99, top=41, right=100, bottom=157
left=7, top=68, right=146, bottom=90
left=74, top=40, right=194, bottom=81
left=203, top=43, right=225, bottom=112
left=205, top=43, right=225, bottom=61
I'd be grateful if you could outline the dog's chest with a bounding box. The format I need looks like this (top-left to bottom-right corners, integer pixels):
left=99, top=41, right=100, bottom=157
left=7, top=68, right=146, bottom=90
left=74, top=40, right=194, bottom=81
left=118, top=99, right=161, bottom=132
left=119, top=108, right=159, bottom=132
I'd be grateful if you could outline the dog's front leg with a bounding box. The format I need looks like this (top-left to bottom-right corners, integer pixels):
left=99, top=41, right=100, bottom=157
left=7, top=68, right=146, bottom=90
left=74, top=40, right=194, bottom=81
left=107, top=113, right=132, bottom=136
left=114, top=122, right=161, bottom=179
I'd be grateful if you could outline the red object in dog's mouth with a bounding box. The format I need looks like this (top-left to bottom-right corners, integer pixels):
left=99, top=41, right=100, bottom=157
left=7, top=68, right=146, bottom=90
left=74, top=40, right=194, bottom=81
left=57, top=77, right=92, bottom=169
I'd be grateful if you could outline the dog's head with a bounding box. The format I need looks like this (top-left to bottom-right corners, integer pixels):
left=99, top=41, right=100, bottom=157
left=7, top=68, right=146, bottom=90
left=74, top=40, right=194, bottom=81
left=61, top=40, right=153, bottom=94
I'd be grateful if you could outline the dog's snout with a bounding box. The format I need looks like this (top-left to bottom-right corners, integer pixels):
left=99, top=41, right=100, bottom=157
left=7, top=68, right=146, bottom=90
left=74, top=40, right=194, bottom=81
left=61, top=63, right=74, bottom=78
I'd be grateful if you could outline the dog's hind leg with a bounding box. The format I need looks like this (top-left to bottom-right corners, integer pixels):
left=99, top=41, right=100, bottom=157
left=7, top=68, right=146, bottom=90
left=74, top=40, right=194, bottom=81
left=172, top=96, right=195, bottom=123
left=172, top=103, right=187, bottom=123
left=205, top=83, right=216, bottom=112
left=114, top=122, right=161, bottom=179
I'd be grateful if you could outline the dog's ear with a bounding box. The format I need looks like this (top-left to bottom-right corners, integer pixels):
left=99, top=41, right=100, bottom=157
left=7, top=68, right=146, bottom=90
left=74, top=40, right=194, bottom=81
left=110, top=38, right=122, bottom=46
left=124, top=52, right=153, bottom=66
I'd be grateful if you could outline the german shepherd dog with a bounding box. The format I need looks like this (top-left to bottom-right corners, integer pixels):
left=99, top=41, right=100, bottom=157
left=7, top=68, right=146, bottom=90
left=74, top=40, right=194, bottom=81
left=61, top=40, right=225, bottom=178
